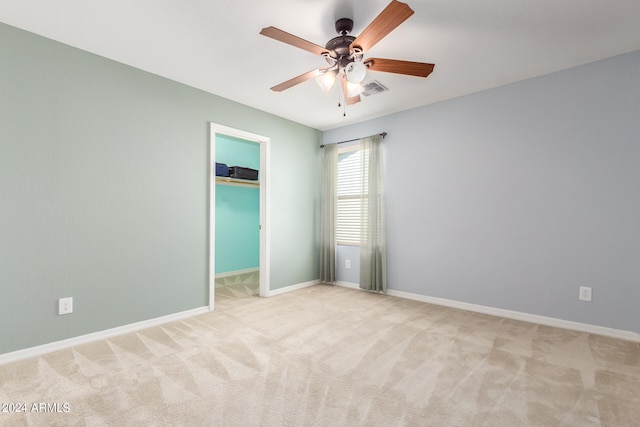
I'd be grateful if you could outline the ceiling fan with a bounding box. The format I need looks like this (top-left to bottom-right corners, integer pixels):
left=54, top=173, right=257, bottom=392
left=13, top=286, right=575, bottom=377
left=259, top=0, right=435, bottom=107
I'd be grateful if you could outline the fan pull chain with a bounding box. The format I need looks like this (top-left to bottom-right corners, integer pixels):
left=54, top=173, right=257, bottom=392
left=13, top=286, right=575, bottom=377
left=337, top=80, right=346, bottom=117
left=341, top=86, right=346, bottom=117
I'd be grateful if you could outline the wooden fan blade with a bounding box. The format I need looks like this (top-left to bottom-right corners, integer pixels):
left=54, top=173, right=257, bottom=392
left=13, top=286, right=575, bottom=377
left=260, top=26, right=329, bottom=56
left=366, top=58, right=435, bottom=77
left=350, top=0, right=414, bottom=53
left=270, top=68, right=323, bottom=92
left=341, top=75, right=361, bottom=105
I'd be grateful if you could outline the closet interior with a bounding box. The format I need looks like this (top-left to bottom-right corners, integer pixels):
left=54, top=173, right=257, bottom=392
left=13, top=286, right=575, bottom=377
left=214, top=134, right=260, bottom=305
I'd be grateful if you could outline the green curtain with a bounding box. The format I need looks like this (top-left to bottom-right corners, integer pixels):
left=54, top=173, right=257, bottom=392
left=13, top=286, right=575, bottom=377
left=319, top=143, right=337, bottom=283
left=359, top=135, right=387, bottom=292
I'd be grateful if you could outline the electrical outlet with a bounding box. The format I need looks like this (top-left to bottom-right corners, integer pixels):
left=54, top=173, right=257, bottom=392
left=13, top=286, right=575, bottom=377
left=59, top=297, right=73, bottom=315
left=345, top=259, right=351, bottom=269
left=579, top=287, right=592, bottom=302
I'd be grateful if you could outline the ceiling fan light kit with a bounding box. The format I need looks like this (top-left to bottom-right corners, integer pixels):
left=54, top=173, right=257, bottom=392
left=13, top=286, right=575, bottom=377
left=260, top=0, right=435, bottom=113
left=316, top=69, right=337, bottom=92
left=345, top=61, right=367, bottom=84
left=346, top=81, right=365, bottom=98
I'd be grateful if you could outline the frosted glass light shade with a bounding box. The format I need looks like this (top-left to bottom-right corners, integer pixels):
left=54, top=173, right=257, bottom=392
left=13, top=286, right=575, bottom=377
left=346, top=81, right=364, bottom=98
left=345, top=61, right=366, bottom=84
left=316, top=70, right=337, bottom=92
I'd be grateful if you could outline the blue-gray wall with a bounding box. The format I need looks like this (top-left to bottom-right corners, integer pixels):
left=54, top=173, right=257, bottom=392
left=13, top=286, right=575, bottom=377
left=0, top=22, right=321, bottom=354
left=325, top=51, right=640, bottom=333
left=336, top=245, right=360, bottom=284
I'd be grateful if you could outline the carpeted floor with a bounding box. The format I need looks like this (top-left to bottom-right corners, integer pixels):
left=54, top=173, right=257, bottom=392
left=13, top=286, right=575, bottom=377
left=215, top=270, right=260, bottom=307
left=1, top=284, right=639, bottom=426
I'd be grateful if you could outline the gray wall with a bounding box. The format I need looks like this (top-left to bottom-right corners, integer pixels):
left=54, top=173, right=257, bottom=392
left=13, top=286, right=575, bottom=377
left=337, top=245, right=360, bottom=284
left=324, top=50, right=640, bottom=333
left=0, top=23, right=321, bottom=354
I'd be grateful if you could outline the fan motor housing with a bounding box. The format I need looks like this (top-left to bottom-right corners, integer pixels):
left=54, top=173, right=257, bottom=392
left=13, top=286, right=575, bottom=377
left=325, top=18, right=363, bottom=68
left=325, top=35, right=356, bottom=59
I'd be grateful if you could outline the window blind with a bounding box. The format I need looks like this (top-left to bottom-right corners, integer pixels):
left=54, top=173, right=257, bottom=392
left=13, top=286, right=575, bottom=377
left=337, top=146, right=368, bottom=245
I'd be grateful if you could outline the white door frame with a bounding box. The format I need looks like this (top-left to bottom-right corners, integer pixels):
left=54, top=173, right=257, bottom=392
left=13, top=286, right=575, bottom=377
left=209, top=123, right=270, bottom=310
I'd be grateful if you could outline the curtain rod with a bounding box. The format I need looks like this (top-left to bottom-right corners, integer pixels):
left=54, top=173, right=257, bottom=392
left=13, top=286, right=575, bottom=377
left=320, top=132, right=387, bottom=148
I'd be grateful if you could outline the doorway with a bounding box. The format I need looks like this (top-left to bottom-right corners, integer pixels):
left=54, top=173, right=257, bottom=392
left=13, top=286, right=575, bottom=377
left=209, top=123, right=270, bottom=310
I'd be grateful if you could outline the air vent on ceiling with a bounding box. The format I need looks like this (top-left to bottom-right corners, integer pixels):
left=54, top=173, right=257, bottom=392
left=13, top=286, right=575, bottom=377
left=360, top=80, right=389, bottom=97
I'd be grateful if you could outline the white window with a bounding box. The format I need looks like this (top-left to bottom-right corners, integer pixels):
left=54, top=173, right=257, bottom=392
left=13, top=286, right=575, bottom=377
left=337, top=144, right=368, bottom=245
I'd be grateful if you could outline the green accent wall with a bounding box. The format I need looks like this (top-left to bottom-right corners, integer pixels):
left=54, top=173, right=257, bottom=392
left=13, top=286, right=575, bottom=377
left=215, top=135, right=260, bottom=274
left=0, top=22, right=321, bottom=354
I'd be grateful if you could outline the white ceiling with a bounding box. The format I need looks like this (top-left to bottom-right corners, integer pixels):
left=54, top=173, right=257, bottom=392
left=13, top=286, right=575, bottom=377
left=2, top=0, right=639, bottom=131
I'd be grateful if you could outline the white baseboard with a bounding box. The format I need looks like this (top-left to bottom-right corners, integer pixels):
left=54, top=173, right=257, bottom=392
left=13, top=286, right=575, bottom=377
left=5, top=283, right=636, bottom=366
left=336, top=281, right=360, bottom=290
left=215, top=267, right=259, bottom=279
left=385, top=289, right=640, bottom=342
left=0, top=306, right=210, bottom=366
left=334, top=281, right=638, bottom=342
left=267, top=279, right=319, bottom=297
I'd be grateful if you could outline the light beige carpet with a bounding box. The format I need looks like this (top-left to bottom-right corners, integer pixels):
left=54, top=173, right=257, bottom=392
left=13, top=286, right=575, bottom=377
left=1, top=284, right=639, bottom=426
left=215, top=270, right=260, bottom=304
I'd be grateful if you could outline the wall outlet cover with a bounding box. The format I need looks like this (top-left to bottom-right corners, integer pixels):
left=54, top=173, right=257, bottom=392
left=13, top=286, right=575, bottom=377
left=579, top=287, right=592, bottom=302
left=59, top=297, right=73, bottom=315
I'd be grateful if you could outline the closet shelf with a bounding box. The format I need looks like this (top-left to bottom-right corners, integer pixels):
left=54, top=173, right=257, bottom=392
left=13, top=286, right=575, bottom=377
left=215, top=176, right=260, bottom=187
